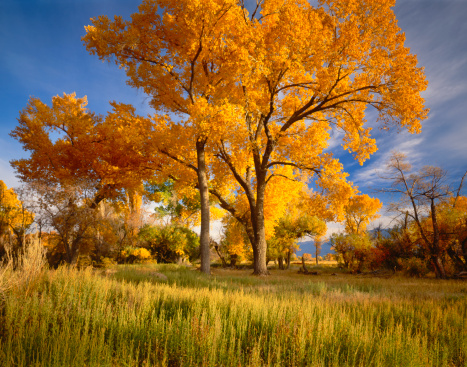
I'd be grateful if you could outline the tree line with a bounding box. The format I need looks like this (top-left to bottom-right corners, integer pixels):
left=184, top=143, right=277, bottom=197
left=5, top=0, right=457, bottom=277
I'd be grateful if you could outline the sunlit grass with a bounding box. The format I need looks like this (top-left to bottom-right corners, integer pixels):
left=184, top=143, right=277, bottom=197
left=0, top=263, right=466, bottom=366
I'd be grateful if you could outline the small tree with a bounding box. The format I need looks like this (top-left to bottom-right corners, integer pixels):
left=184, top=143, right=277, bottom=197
left=381, top=152, right=466, bottom=278
left=331, top=232, right=372, bottom=272
left=0, top=181, right=35, bottom=264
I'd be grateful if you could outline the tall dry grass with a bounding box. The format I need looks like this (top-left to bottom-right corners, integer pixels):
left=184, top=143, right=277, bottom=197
left=0, top=263, right=466, bottom=366
left=0, top=238, right=47, bottom=301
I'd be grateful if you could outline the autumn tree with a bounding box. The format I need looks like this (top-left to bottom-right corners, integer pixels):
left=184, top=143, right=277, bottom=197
left=84, top=0, right=428, bottom=275
left=27, top=182, right=99, bottom=265
left=216, top=218, right=251, bottom=267
left=434, top=196, right=467, bottom=274
left=0, top=181, right=35, bottom=261
left=380, top=152, right=467, bottom=278
left=10, top=93, right=155, bottom=209
left=271, top=210, right=326, bottom=269
left=343, top=194, right=382, bottom=235
left=83, top=0, right=247, bottom=274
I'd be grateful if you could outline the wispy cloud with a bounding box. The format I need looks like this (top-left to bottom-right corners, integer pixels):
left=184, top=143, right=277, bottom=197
left=351, top=134, right=424, bottom=189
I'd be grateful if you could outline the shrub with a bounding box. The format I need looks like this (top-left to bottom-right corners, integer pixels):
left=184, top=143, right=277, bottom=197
left=331, top=233, right=373, bottom=272
left=138, top=224, right=199, bottom=263
left=397, top=257, right=429, bottom=277
left=119, top=246, right=152, bottom=264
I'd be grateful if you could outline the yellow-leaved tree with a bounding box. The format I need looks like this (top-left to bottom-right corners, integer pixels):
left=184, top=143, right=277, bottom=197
left=84, top=0, right=246, bottom=273
left=343, top=194, right=382, bottom=235
left=211, top=0, right=427, bottom=274
left=0, top=181, right=35, bottom=260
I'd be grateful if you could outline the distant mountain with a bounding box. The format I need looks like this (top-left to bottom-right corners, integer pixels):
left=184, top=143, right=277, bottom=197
left=296, top=240, right=334, bottom=257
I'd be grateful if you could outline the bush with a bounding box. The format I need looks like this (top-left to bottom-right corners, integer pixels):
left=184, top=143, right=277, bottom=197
left=397, top=257, right=429, bottom=277
left=331, top=233, right=373, bottom=272
left=118, top=247, right=152, bottom=264
left=95, top=257, right=117, bottom=268
left=138, top=224, right=199, bottom=263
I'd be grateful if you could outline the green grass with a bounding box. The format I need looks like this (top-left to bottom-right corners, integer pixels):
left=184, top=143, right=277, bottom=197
left=0, top=264, right=466, bottom=366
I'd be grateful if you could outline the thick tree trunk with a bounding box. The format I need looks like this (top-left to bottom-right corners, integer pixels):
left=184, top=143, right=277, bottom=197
left=252, top=182, right=269, bottom=275
left=253, top=235, right=268, bottom=275
left=196, top=139, right=210, bottom=275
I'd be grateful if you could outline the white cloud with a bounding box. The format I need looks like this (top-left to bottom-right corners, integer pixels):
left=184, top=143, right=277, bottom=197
left=351, top=135, right=424, bottom=188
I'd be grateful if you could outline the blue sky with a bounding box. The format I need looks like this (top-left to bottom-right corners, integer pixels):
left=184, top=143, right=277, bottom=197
left=1, top=0, right=466, bottom=233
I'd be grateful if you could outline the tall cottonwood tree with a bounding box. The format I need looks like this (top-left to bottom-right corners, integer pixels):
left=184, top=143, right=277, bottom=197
left=84, top=0, right=245, bottom=274
left=84, top=0, right=428, bottom=275
left=211, top=0, right=427, bottom=274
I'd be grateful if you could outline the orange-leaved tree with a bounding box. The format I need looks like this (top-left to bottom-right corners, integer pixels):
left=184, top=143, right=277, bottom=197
left=10, top=94, right=159, bottom=263
left=208, top=0, right=427, bottom=274
left=10, top=93, right=155, bottom=208
left=83, top=0, right=246, bottom=274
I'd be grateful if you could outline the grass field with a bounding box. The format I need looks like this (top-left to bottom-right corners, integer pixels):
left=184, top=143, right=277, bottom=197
left=1, top=263, right=466, bottom=366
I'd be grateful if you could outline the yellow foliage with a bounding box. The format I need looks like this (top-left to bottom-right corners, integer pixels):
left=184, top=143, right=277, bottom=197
left=343, top=194, right=382, bottom=234
left=0, top=181, right=34, bottom=238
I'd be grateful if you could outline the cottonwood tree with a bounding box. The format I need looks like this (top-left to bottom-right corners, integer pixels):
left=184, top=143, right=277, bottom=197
left=271, top=214, right=326, bottom=269
left=27, top=182, right=97, bottom=264
left=0, top=181, right=35, bottom=262
left=10, top=94, right=155, bottom=209
left=84, top=0, right=428, bottom=275
left=343, top=194, right=382, bottom=235
left=330, top=194, right=381, bottom=271
left=211, top=0, right=427, bottom=274
left=83, top=0, right=245, bottom=274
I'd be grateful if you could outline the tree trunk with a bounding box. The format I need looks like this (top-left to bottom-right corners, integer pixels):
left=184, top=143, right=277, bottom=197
left=214, top=244, right=228, bottom=268
left=301, top=255, right=309, bottom=273
left=252, top=182, right=269, bottom=275
left=230, top=254, right=238, bottom=267
left=196, top=139, right=210, bottom=275
left=431, top=256, right=446, bottom=279
left=278, top=256, right=284, bottom=270
left=286, top=250, right=291, bottom=269
left=431, top=201, right=446, bottom=278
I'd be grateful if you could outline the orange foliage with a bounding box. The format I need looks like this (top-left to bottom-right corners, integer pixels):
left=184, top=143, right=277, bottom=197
left=344, top=194, right=382, bottom=234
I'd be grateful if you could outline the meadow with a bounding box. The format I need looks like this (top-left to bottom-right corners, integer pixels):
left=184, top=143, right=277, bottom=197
left=1, top=258, right=466, bottom=367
